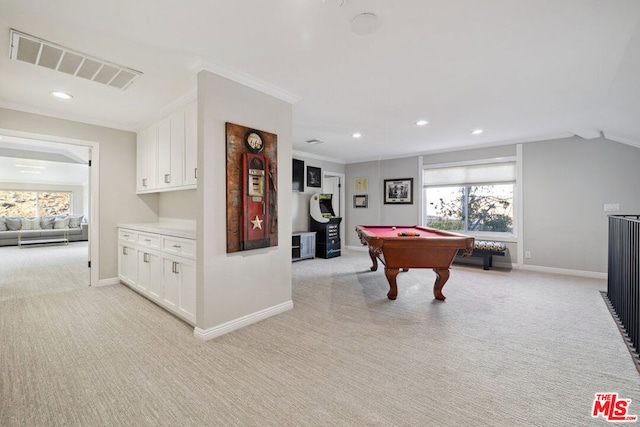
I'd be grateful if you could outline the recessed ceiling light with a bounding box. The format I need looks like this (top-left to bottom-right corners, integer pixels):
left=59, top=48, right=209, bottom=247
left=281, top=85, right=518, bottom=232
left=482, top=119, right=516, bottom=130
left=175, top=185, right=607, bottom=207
left=352, top=132, right=362, bottom=138
left=51, top=91, right=73, bottom=100
left=416, top=120, right=429, bottom=126
left=471, top=129, right=483, bottom=135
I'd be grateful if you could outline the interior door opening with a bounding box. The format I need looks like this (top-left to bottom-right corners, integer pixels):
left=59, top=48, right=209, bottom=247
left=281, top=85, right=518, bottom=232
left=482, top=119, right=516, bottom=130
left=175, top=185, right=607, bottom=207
left=0, top=129, right=99, bottom=287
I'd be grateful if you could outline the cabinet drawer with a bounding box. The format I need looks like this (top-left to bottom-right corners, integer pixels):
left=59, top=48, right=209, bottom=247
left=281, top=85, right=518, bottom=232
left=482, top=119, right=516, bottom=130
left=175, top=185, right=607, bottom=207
left=162, top=236, right=196, bottom=258
left=137, top=232, right=161, bottom=249
left=118, top=229, right=138, bottom=243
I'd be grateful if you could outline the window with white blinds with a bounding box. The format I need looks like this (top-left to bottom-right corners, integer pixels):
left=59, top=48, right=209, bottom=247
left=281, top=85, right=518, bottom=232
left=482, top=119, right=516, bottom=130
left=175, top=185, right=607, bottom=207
left=423, top=162, right=516, bottom=235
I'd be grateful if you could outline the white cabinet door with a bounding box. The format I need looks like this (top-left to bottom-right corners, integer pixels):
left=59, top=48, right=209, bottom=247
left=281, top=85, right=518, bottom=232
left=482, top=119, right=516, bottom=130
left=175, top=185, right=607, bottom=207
left=157, top=116, right=172, bottom=189
left=118, top=243, right=138, bottom=286
left=169, top=108, right=185, bottom=188
left=184, top=101, right=197, bottom=186
left=162, top=257, right=179, bottom=310
left=136, top=125, right=158, bottom=193
left=177, top=259, right=196, bottom=322
left=161, top=255, right=195, bottom=323
left=157, top=110, right=185, bottom=190
left=138, top=250, right=161, bottom=299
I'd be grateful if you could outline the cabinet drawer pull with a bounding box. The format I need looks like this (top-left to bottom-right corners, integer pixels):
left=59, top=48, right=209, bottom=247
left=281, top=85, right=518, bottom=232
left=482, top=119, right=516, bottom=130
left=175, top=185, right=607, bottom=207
left=144, top=239, right=151, bottom=243
left=123, top=246, right=128, bottom=255
left=164, top=173, right=171, bottom=183
left=172, top=244, right=182, bottom=249
left=194, top=168, right=198, bottom=179
left=142, top=178, right=147, bottom=187
left=144, top=253, right=150, bottom=263
left=172, top=261, right=179, bottom=274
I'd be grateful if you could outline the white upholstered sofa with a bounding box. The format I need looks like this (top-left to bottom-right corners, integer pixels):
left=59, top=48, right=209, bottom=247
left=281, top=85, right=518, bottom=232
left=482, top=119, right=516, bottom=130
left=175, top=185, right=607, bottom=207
left=0, top=215, right=88, bottom=247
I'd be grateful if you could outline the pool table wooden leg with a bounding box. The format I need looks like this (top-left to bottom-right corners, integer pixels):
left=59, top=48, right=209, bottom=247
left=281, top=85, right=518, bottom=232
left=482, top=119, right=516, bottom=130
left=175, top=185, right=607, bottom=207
left=432, top=268, right=450, bottom=300
left=384, top=267, right=399, bottom=300
left=368, top=248, right=379, bottom=271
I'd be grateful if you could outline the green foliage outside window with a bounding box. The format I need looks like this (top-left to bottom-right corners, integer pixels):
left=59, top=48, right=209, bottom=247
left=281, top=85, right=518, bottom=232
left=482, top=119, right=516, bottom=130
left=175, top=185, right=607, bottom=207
left=0, top=190, right=71, bottom=217
left=426, top=185, right=513, bottom=233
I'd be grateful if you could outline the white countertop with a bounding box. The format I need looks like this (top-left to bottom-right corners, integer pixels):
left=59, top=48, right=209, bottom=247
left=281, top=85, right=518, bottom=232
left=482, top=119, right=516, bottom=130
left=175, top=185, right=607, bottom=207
left=118, top=222, right=196, bottom=240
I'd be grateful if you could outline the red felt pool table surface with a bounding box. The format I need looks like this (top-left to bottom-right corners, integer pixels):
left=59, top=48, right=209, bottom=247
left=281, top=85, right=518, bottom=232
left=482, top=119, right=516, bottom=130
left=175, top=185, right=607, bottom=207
left=355, top=225, right=475, bottom=301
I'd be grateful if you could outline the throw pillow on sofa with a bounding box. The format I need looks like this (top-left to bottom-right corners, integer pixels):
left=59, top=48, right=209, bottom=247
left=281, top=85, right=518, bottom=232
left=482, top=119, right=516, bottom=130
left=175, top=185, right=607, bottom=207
left=40, top=216, right=55, bottom=229
left=22, top=217, right=42, bottom=230
left=54, top=218, right=70, bottom=229
left=0, top=216, right=7, bottom=231
left=68, top=214, right=84, bottom=228
left=5, top=217, right=22, bottom=231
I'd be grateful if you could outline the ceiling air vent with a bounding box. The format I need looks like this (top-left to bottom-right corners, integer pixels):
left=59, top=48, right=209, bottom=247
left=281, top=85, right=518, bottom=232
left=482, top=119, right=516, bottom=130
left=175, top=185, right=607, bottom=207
left=9, top=29, right=142, bottom=90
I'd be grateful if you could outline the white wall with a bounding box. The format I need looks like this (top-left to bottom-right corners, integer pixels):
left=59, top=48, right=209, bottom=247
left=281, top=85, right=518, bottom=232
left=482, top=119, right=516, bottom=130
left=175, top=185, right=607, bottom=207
left=158, top=189, right=197, bottom=223
left=523, top=136, right=640, bottom=273
left=196, top=70, right=293, bottom=332
left=0, top=107, right=159, bottom=280
left=344, top=157, right=419, bottom=247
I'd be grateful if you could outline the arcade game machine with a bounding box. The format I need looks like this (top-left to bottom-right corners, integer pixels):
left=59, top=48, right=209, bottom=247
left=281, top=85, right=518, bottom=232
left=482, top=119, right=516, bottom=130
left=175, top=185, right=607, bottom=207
left=310, top=193, right=342, bottom=258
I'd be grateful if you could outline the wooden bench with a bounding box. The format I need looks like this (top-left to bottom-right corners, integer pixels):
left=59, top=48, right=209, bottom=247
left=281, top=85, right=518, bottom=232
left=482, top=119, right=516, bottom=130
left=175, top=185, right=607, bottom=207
left=457, top=240, right=506, bottom=270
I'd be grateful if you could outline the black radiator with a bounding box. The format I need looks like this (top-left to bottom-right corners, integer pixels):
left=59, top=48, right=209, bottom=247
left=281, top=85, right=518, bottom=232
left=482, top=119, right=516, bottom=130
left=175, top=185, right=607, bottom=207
left=608, top=215, right=640, bottom=355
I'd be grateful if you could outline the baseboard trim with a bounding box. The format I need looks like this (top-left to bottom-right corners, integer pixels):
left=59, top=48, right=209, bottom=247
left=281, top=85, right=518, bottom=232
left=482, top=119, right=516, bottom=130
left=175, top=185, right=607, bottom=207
left=347, top=245, right=607, bottom=279
left=516, top=264, right=606, bottom=280
left=193, top=300, right=294, bottom=341
left=96, top=277, right=120, bottom=287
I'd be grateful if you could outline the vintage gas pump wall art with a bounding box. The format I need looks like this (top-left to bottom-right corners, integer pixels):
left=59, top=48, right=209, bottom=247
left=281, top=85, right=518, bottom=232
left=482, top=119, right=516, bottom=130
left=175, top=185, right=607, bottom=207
left=226, top=122, right=278, bottom=253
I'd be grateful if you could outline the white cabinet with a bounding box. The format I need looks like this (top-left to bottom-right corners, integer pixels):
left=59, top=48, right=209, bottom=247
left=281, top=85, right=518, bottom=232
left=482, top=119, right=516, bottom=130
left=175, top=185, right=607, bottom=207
left=184, top=101, right=197, bottom=186
left=117, top=226, right=196, bottom=324
left=118, top=243, right=138, bottom=285
left=136, top=102, right=196, bottom=194
left=136, top=125, right=158, bottom=193
left=292, top=231, right=316, bottom=261
left=161, top=256, right=196, bottom=321
left=157, top=110, right=184, bottom=190
left=138, top=250, right=161, bottom=299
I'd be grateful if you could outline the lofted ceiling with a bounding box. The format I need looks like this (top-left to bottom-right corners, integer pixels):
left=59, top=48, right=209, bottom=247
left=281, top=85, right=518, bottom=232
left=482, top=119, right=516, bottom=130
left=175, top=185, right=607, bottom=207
left=1, top=0, right=640, bottom=164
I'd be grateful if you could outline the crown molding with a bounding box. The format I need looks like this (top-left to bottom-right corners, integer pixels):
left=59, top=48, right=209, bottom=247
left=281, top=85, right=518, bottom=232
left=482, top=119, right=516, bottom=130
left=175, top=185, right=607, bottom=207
left=0, top=100, right=135, bottom=132
left=191, top=59, right=301, bottom=105
left=603, top=132, right=640, bottom=149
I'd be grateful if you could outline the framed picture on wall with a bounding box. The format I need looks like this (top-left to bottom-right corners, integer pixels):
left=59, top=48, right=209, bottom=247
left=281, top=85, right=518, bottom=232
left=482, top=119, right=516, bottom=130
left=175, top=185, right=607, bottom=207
left=384, top=178, right=413, bottom=204
left=353, top=194, right=368, bottom=208
left=354, top=177, right=368, bottom=191
left=292, top=158, right=304, bottom=192
left=307, top=166, right=322, bottom=188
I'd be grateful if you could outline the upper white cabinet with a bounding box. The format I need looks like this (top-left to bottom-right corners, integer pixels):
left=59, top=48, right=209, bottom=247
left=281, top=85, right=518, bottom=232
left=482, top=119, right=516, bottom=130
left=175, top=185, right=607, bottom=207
left=184, top=101, right=197, bottom=186
left=136, top=124, right=158, bottom=192
left=137, top=101, right=197, bottom=194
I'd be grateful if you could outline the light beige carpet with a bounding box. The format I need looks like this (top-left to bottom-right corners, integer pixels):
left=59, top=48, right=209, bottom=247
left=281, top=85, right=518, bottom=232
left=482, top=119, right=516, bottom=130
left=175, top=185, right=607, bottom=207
left=1, top=248, right=638, bottom=426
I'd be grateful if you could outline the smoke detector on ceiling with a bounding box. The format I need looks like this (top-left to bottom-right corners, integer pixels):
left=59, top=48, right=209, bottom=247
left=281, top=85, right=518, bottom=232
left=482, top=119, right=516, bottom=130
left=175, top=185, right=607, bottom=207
left=350, top=13, right=380, bottom=36
left=306, top=139, right=325, bottom=145
left=323, top=0, right=347, bottom=6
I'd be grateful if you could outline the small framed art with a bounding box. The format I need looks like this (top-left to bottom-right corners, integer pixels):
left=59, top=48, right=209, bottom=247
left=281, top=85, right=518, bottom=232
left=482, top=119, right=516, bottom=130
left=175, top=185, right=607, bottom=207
left=353, top=194, right=368, bottom=208
left=354, top=177, right=368, bottom=191
left=307, top=166, right=322, bottom=188
left=384, top=178, right=413, bottom=204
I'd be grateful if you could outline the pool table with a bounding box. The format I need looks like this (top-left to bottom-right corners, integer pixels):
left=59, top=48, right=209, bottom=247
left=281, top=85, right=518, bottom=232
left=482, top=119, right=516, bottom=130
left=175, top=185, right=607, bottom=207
left=355, top=225, right=475, bottom=301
